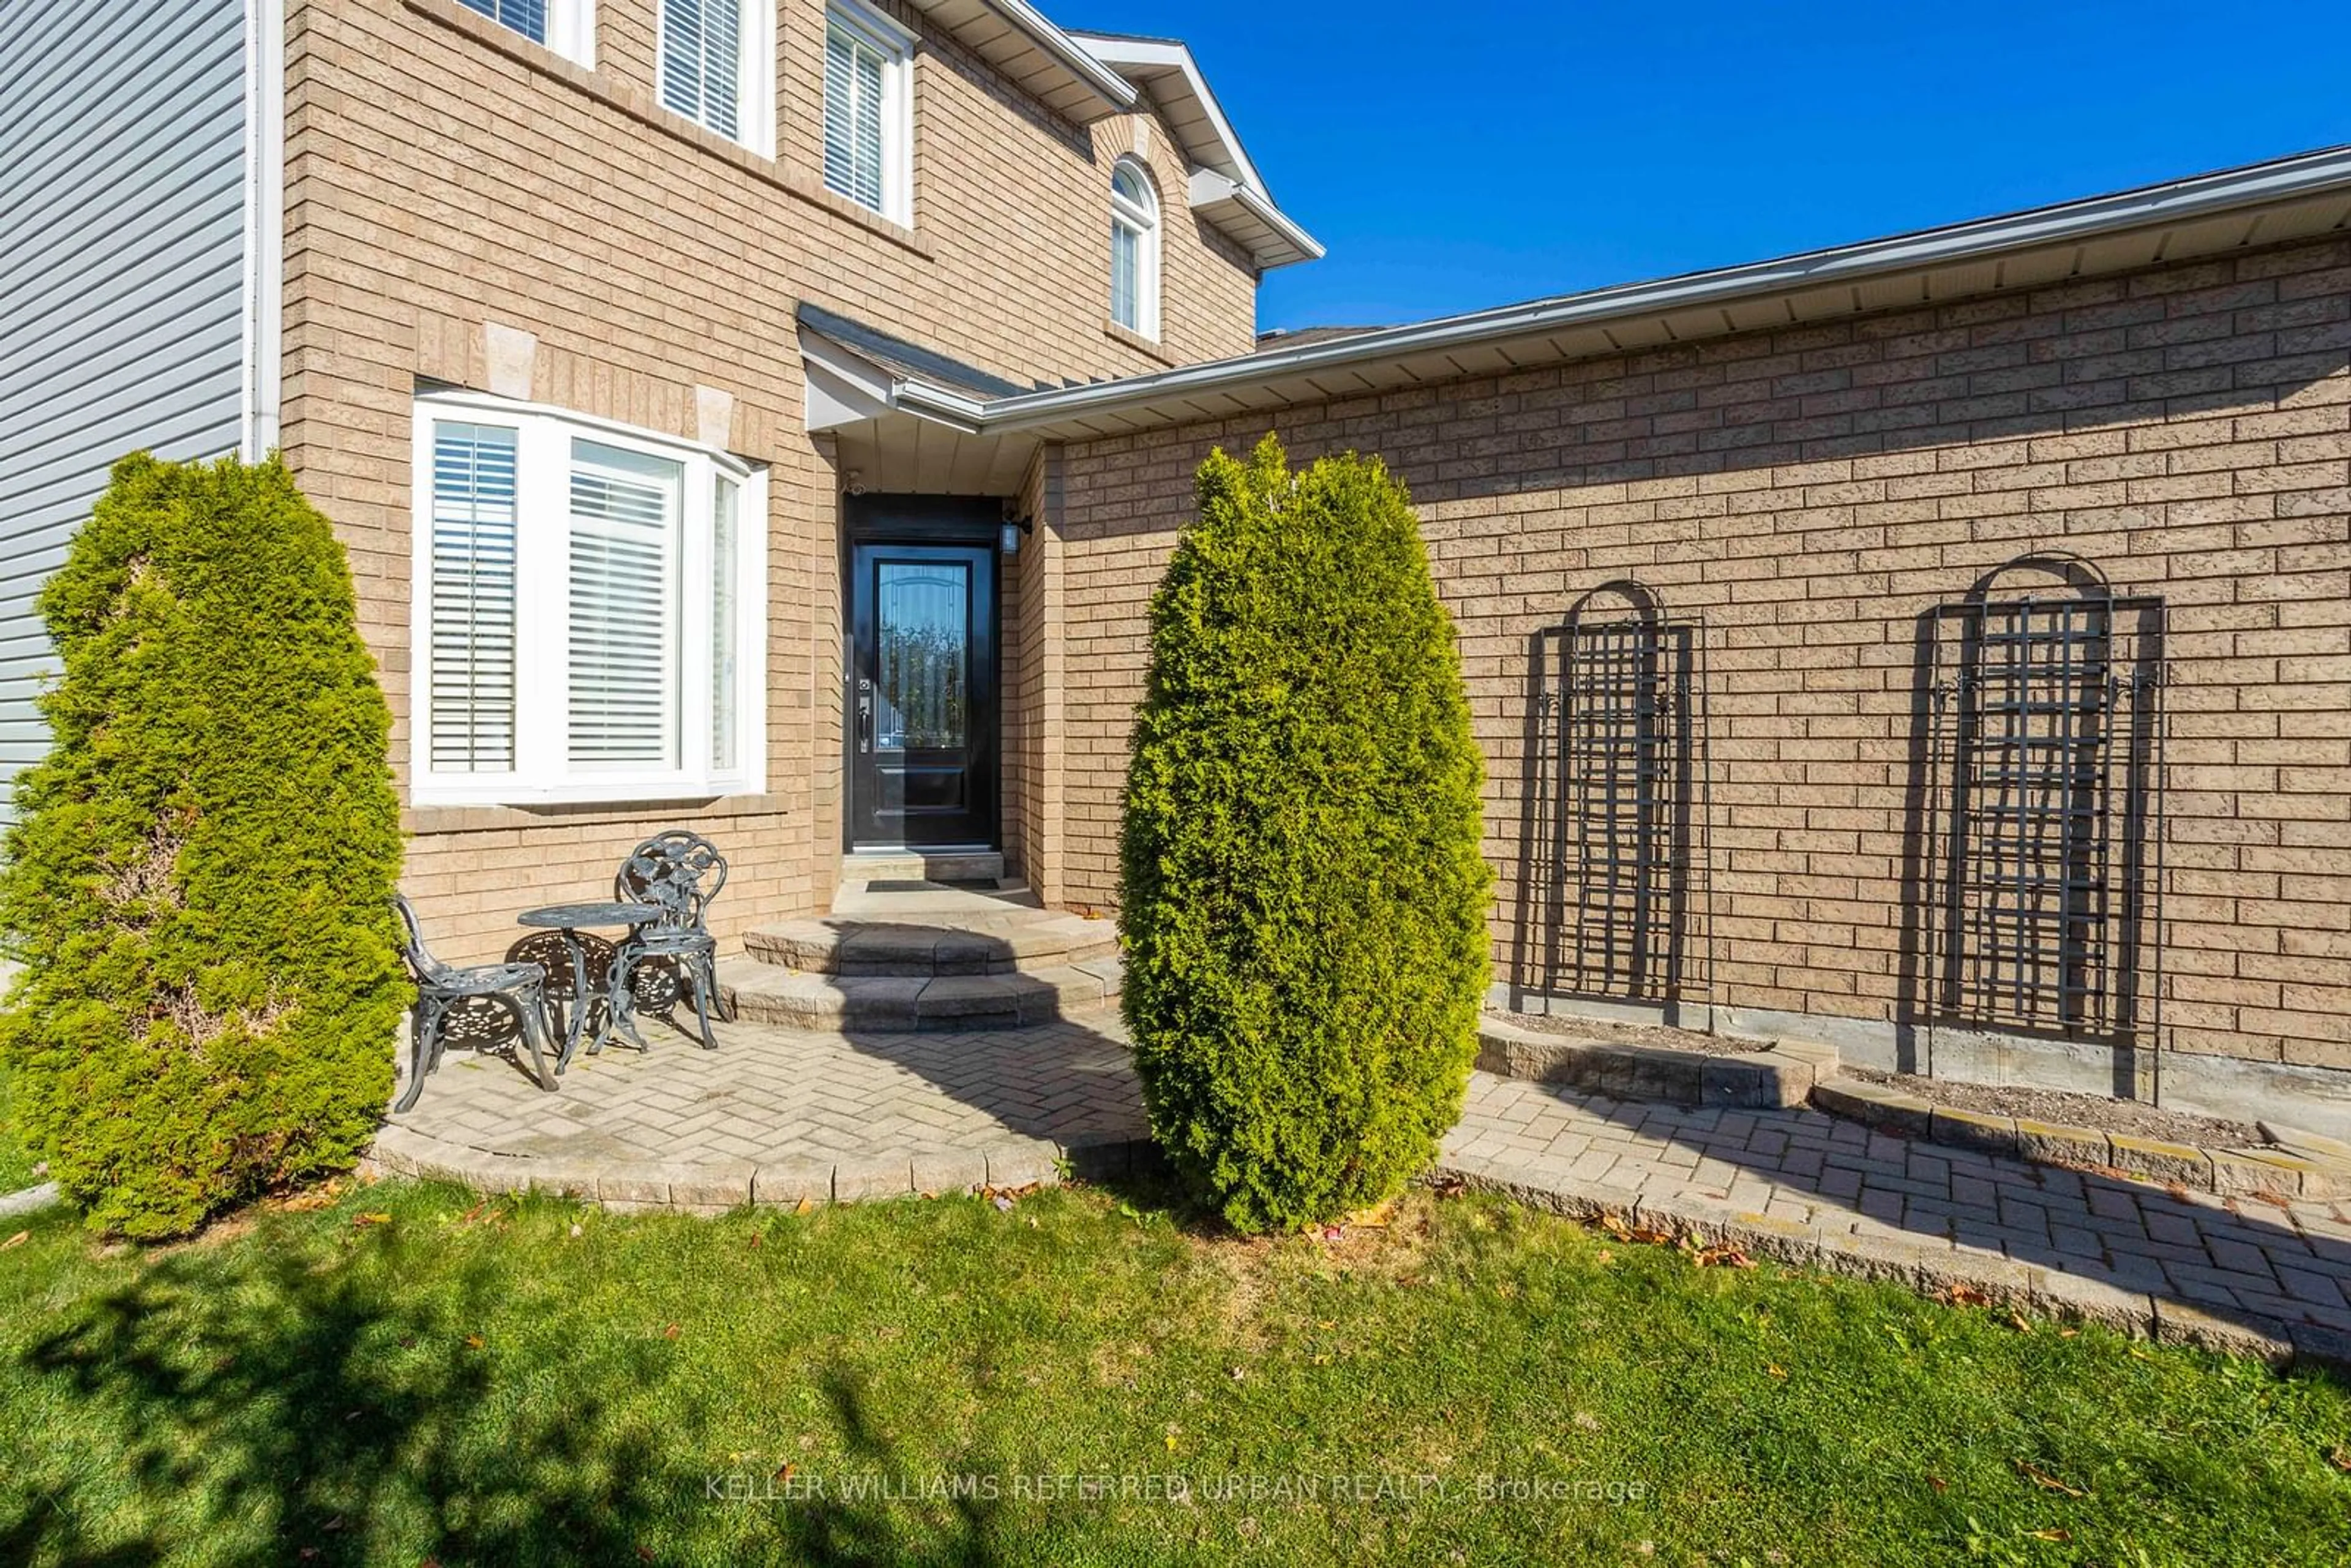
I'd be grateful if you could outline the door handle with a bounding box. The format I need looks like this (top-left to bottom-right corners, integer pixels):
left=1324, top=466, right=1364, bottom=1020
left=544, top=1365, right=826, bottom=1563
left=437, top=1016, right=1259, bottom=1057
left=857, top=683, right=872, bottom=755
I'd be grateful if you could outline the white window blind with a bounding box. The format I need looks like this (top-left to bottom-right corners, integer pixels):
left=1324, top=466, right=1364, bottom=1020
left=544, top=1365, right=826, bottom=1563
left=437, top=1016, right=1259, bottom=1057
left=458, top=0, right=547, bottom=43
left=568, top=441, right=682, bottom=770
left=823, top=9, right=899, bottom=218
left=411, top=392, right=763, bottom=805
left=711, top=475, right=741, bottom=771
left=661, top=0, right=744, bottom=143
left=427, top=422, right=519, bottom=773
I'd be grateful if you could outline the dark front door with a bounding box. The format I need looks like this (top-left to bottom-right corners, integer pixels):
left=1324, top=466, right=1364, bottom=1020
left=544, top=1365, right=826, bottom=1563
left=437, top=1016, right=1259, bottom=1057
left=849, top=541, right=997, bottom=847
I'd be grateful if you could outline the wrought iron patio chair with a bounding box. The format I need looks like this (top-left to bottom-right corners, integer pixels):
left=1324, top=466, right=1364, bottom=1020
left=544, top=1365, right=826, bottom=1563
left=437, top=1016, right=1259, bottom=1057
left=612, top=830, right=730, bottom=1050
left=394, top=894, right=558, bottom=1112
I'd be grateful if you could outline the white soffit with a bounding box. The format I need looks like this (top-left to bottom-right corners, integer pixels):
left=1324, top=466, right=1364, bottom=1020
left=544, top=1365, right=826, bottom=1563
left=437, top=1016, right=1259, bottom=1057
left=907, top=0, right=1137, bottom=123
left=1071, top=32, right=1324, bottom=269
left=982, top=145, right=2351, bottom=440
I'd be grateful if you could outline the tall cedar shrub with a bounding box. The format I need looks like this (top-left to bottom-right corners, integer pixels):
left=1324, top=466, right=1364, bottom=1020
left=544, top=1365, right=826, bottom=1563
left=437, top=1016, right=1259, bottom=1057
left=0, top=454, right=407, bottom=1237
left=1121, top=435, right=1491, bottom=1233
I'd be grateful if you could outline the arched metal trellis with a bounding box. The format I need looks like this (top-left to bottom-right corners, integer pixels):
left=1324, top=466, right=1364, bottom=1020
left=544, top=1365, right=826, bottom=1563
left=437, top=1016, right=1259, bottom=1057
left=1523, top=581, right=1713, bottom=1018
left=1923, top=553, right=2166, bottom=1058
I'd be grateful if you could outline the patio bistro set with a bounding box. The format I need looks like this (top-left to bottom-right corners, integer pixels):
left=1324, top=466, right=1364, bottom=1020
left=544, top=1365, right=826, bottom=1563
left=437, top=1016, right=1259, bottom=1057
left=391, top=829, right=731, bottom=1113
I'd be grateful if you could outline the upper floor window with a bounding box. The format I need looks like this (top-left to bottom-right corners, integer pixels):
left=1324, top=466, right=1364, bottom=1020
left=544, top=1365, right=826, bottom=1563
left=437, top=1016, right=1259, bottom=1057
left=457, top=0, right=594, bottom=67
left=660, top=0, right=773, bottom=154
left=411, top=390, right=767, bottom=805
left=1110, top=158, right=1161, bottom=340
left=823, top=1, right=913, bottom=225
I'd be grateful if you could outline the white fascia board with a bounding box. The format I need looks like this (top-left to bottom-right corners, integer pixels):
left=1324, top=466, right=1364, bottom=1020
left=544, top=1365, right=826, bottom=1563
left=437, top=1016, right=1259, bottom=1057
left=978, top=1, right=1138, bottom=114
left=1071, top=33, right=1259, bottom=191
left=1189, top=169, right=1325, bottom=268
left=980, top=144, right=2351, bottom=435
left=801, top=327, right=991, bottom=435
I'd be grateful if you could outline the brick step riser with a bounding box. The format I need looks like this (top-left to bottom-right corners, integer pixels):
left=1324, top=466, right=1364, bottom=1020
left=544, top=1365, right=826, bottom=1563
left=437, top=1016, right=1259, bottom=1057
left=724, top=985, right=1123, bottom=1034
left=741, top=936, right=1122, bottom=978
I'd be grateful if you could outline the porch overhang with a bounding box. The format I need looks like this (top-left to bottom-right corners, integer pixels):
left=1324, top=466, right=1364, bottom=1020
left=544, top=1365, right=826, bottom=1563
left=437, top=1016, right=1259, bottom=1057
left=800, top=308, right=1044, bottom=495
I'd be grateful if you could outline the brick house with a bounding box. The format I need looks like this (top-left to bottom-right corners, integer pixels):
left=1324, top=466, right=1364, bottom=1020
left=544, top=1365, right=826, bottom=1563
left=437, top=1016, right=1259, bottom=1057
left=3, top=7, right=2348, bottom=1130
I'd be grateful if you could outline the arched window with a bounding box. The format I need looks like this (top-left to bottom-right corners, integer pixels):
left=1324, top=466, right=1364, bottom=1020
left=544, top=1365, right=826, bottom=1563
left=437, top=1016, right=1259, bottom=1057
left=1109, top=158, right=1161, bottom=340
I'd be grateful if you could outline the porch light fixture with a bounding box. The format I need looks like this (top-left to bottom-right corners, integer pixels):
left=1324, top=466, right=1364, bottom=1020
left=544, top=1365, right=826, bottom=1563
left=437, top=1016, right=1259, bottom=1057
left=1000, top=508, right=1034, bottom=558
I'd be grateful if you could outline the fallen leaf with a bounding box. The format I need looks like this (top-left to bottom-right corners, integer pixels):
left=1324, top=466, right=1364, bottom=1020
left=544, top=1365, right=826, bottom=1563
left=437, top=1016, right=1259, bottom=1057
left=2030, top=1529, right=2073, bottom=1543
left=1766, top=1364, right=1787, bottom=1379
left=569, top=1223, right=583, bottom=1239
left=1594, top=1249, right=1614, bottom=1264
left=747, top=1232, right=762, bottom=1248
left=0, top=1231, right=28, bottom=1252
left=992, top=1195, right=1015, bottom=1212
left=1342, top=1196, right=1398, bottom=1229
left=793, top=1198, right=816, bottom=1216
left=353, top=1212, right=392, bottom=1228
left=2013, top=1459, right=2085, bottom=1498
left=2327, top=1446, right=2351, bottom=1475
left=2007, top=1311, right=2033, bottom=1334
left=1692, top=1244, right=1756, bottom=1270
left=1926, top=1473, right=1948, bottom=1493
left=463, top=1335, right=485, bottom=1350
left=1935, top=1283, right=1991, bottom=1308
left=662, top=1323, right=681, bottom=1340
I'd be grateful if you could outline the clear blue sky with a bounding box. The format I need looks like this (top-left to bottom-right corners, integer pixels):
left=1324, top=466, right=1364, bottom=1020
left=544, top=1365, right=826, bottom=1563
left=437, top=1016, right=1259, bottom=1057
left=1065, top=1, right=2351, bottom=332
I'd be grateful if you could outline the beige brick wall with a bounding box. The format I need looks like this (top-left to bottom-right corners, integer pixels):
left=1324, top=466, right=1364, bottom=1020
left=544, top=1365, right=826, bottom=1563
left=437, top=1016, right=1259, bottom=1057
left=1046, top=238, right=2351, bottom=1077
left=281, top=0, right=1262, bottom=959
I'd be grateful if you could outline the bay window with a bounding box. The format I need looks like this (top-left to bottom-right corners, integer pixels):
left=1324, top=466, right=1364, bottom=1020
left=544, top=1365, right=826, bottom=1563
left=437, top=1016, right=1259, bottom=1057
left=411, top=391, right=765, bottom=805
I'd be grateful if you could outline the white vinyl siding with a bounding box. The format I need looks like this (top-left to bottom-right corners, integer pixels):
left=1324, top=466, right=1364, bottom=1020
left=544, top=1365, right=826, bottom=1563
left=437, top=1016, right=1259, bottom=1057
left=659, top=0, right=770, bottom=154
left=427, top=424, right=520, bottom=772
left=411, top=392, right=765, bottom=805
left=0, top=1, right=249, bottom=825
left=822, top=2, right=910, bottom=224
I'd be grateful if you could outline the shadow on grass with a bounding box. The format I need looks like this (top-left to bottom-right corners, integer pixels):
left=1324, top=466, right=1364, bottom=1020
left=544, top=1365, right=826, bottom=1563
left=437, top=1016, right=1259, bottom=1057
left=1, top=1221, right=1025, bottom=1567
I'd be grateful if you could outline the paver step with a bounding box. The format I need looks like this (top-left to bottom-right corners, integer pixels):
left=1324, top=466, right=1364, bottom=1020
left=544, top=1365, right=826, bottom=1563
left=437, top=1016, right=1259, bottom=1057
left=718, top=955, right=1123, bottom=1032
left=841, top=849, right=1004, bottom=884
left=744, top=912, right=1119, bottom=977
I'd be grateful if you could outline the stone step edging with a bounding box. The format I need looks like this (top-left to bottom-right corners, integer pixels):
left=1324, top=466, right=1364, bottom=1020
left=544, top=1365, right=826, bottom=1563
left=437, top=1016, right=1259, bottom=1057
left=1810, top=1078, right=2351, bottom=1201
left=362, top=1123, right=1157, bottom=1214
left=1476, top=1017, right=1837, bottom=1109
left=1429, top=1155, right=2351, bottom=1373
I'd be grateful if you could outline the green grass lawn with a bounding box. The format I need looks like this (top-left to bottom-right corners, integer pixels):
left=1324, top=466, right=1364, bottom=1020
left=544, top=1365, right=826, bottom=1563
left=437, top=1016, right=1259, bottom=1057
left=1, top=1177, right=2346, bottom=1567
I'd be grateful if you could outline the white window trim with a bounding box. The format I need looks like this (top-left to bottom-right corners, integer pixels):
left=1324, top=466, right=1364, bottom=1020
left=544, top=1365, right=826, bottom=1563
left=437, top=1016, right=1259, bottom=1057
left=1111, top=156, right=1162, bottom=341
left=409, top=389, right=767, bottom=807
left=460, top=0, right=596, bottom=67
left=548, top=0, right=595, bottom=67
left=656, top=0, right=775, bottom=157
left=825, top=0, right=915, bottom=227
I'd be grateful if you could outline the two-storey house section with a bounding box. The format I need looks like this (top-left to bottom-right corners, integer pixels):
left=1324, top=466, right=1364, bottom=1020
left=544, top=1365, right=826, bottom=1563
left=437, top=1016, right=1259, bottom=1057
left=1, top=0, right=1321, bottom=958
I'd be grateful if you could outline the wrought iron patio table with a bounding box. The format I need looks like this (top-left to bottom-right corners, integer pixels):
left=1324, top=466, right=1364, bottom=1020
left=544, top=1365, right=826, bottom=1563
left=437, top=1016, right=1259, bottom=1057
left=516, top=902, right=664, bottom=1069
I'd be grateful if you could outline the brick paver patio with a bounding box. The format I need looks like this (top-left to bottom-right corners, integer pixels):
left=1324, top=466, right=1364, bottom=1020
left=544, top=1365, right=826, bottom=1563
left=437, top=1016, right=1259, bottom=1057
left=1441, top=1072, right=2351, bottom=1365
left=369, top=1011, right=1148, bottom=1207
left=367, top=1022, right=2351, bottom=1365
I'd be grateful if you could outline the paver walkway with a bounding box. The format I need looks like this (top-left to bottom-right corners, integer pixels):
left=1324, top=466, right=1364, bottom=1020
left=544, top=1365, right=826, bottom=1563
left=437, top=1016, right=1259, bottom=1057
left=369, top=1013, right=2351, bottom=1364
left=371, top=1013, right=1148, bottom=1206
left=1441, top=1072, right=2351, bottom=1365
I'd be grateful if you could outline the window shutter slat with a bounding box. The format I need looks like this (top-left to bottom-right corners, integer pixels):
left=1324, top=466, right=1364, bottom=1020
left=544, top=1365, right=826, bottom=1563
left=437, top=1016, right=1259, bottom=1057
left=429, top=422, right=519, bottom=773
left=567, top=442, right=681, bottom=769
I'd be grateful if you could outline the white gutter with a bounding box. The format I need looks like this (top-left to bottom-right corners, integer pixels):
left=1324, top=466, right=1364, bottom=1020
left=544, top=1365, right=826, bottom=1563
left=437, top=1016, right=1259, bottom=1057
left=983, top=0, right=1138, bottom=114
left=1190, top=169, right=1325, bottom=266
left=977, top=144, right=2351, bottom=433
